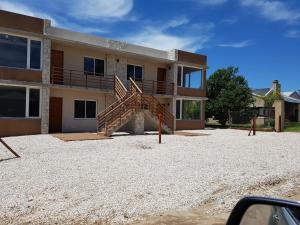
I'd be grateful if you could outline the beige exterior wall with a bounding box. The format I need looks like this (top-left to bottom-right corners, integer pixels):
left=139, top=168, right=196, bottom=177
left=51, top=42, right=172, bottom=84
left=50, top=88, right=116, bottom=132
left=253, top=95, right=265, bottom=107
left=274, top=100, right=285, bottom=132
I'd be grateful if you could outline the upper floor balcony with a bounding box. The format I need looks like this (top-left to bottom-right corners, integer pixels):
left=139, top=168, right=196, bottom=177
left=135, top=80, right=174, bottom=96
left=51, top=66, right=175, bottom=95
left=50, top=66, right=115, bottom=90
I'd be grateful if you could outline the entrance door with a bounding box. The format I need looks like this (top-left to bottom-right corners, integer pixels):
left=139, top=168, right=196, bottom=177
left=157, top=68, right=166, bottom=94
left=49, top=97, right=63, bottom=133
left=51, top=50, right=64, bottom=84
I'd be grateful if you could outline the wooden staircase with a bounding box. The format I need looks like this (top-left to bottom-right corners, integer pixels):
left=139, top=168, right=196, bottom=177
left=97, top=76, right=174, bottom=136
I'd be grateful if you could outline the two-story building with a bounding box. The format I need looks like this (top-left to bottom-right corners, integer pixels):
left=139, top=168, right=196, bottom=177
left=0, top=10, right=207, bottom=137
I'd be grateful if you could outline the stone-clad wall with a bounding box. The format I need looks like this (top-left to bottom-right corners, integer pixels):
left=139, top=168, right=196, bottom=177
left=41, top=38, right=51, bottom=134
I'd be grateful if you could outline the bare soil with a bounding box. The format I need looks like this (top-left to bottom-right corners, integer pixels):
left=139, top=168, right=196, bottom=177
left=131, top=188, right=300, bottom=225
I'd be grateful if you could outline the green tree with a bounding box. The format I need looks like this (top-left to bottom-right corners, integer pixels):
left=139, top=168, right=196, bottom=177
left=261, top=86, right=282, bottom=127
left=206, top=67, right=254, bottom=126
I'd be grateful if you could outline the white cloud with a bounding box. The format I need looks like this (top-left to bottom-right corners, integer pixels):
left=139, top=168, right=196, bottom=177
left=240, top=0, right=300, bottom=23
left=66, top=0, right=133, bottom=19
left=285, top=30, right=300, bottom=38
left=0, top=0, right=111, bottom=34
left=163, top=17, right=190, bottom=29
left=122, top=21, right=214, bottom=52
left=217, top=40, right=251, bottom=48
left=0, top=1, right=58, bottom=25
left=199, top=0, right=228, bottom=5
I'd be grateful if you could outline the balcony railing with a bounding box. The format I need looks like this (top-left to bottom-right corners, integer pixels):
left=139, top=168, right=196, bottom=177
left=51, top=66, right=114, bottom=90
left=134, top=79, right=174, bottom=95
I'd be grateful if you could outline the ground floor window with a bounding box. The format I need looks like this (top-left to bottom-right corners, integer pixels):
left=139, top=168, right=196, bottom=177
left=0, top=85, right=40, bottom=118
left=255, top=107, right=274, bottom=117
left=176, top=99, right=201, bottom=120
left=74, top=100, right=96, bottom=119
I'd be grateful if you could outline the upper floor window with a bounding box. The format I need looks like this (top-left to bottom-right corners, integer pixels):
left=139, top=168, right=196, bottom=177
left=84, top=57, right=104, bottom=76
left=30, top=40, right=41, bottom=69
left=177, top=66, right=202, bottom=89
left=0, top=33, right=42, bottom=70
left=127, top=64, right=143, bottom=81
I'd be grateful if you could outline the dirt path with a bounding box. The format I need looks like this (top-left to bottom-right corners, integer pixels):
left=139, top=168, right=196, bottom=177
left=131, top=189, right=300, bottom=225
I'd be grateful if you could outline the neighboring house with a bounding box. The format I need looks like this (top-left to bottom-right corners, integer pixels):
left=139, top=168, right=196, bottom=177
left=0, top=10, right=207, bottom=137
left=252, top=80, right=300, bottom=128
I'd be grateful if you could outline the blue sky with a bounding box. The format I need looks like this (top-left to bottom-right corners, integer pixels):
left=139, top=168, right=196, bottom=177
left=1, top=0, right=300, bottom=91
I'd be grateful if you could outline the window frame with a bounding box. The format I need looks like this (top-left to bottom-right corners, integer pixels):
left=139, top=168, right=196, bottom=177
left=127, top=64, right=144, bottom=81
left=74, top=99, right=97, bottom=119
left=176, top=98, right=202, bottom=121
left=177, top=65, right=203, bottom=89
left=84, top=56, right=105, bottom=76
left=0, top=83, right=41, bottom=118
left=0, top=32, right=43, bottom=70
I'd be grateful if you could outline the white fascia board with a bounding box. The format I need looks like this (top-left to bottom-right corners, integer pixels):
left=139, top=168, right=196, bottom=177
left=46, top=27, right=176, bottom=62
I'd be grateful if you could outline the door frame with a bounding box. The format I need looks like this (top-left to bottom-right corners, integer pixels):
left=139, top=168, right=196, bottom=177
left=49, top=97, right=63, bottom=133
left=157, top=67, right=167, bottom=94
left=51, top=50, right=64, bottom=84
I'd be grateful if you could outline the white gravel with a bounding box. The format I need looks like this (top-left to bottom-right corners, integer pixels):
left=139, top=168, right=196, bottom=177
left=1, top=129, right=300, bottom=224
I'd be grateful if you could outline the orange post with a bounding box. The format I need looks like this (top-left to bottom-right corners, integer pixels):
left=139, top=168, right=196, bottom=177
left=158, top=113, right=162, bottom=144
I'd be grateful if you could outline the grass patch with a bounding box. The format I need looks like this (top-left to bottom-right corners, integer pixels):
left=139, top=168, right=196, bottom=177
left=284, top=122, right=300, bottom=132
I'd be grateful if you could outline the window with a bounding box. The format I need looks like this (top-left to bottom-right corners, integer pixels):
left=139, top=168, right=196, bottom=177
left=127, top=64, right=143, bottom=81
left=0, top=33, right=42, bottom=69
left=182, top=100, right=201, bottom=120
left=0, top=86, right=26, bottom=117
left=84, top=57, right=104, bottom=76
left=176, top=100, right=181, bottom=119
left=0, top=34, right=27, bottom=68
left=176, top=99, right=201, bottom=120
left=256, top=107, right=274, bottom=117
left=0, top=85, right=40, bottom=118
left=29, top=89, right=40, bottom=117
left=74, top=100, right=96, bottom=119
left=86, top=101, right=96, bottom=118
left=30, top=40, right=41, bottom=69
left=177, top=66, right=202, bottom=89
left=177, top=66, right=182, bottom=87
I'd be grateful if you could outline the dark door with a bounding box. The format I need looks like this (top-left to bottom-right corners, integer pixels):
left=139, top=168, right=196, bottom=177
left=157, top=68, right=166, bottom=94
left=51, top=50, right=64, bottom=84
left=49, top=97, right=63, bottom=133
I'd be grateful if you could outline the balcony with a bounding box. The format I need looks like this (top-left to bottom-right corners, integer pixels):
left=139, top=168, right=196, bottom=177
left=51, top=67, right=114, bottom=90
left=135, top=80, right=174, bottom=96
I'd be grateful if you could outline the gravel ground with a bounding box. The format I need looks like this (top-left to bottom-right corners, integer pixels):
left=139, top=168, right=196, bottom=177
left=1, top=129, right=300, bottom=224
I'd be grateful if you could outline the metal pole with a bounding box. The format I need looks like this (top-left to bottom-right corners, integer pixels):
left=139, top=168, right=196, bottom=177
left=158, top=113, right=162, bottom=144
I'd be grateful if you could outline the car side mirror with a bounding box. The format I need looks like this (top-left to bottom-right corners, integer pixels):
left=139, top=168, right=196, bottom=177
left=226, top=196, right=300, bottom=225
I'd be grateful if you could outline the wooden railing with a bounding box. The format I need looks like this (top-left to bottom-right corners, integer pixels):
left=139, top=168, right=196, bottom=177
left=114, top=76, right=127, bottom=99
left=97, top=93, right=141, bottom=133
left=97, top=77, right=174, bottom=135
left=51, top=66, right=114, bottom=90
left=129, top=77, right=143, bottom=95
left=135, top=80, right=174, bottom=95
left=142, top=95, right=174, bottom=133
